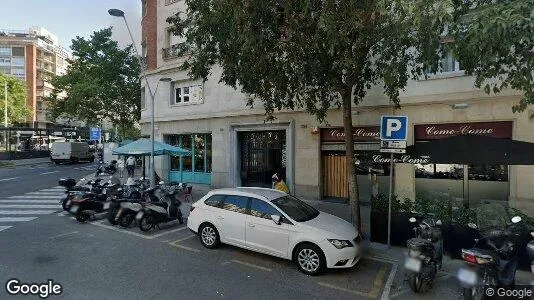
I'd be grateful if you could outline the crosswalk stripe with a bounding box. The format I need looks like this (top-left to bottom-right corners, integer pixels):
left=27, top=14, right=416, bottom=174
left=40, top=188, right=66, bottom=192
left=0, top=217, right=38, bottom=222
left=0, top=200, right=60, bottom=204
left=26, top=192, right=65, bottom=195
left=0, top=204, right=60, bottom=209
left=0, top=226, right=12, bottom=232
left=25, top=193, right=65, bottom=196
left=0, top=210, right=57, bottom=215
left=8, top=196, right=62, bottom=199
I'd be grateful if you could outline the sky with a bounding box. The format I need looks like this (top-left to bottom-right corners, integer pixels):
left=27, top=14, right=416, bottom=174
left=0, top=0, right=142, bottom=50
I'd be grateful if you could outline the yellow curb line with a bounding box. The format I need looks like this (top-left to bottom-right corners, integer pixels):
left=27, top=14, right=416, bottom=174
left=230, top=259, right=272, bottom=272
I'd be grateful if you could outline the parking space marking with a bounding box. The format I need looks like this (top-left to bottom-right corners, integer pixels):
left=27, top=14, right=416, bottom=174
left=169, top=242, right=201, bottom=253
left=230, top=259, right=272, bottom=272
left=317, top=282, right=375, bottom=298
left=318, top=264, right=387, bottom=299
left=389, top=273, right=451, bottom=299
left=149, top=226, right=188, bottom=238
left=170, top=234, right=196, bottom=243
left=40, top=171, right=59, bottom=175
left=89, top=220, right=155, bottom=239
left=51, top=231, right=79, bottom=239
left=0, top=226, right=12, bottom=232
left=0, top=177, right=18, bottom=182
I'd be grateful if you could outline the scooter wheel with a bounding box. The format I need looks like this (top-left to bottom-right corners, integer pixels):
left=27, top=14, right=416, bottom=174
left=76, top=211, right=90, bottom=223
left=61, top=199, right=70, bottom=211
left=119, top=214, right=134, bottom=228
left=107, top=209, right=119, bottom=225
left=408, top=272, right=424, bottom=293
left=178, top=211, right=184, bottom=224
left=139, top=215, right=153, bottom=232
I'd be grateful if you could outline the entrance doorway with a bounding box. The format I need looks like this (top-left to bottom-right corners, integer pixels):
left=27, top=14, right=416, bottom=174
left=239, top=130, right=286, bottom=187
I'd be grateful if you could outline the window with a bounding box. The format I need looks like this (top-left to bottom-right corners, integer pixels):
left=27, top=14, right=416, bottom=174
left=0, top=58, right=10, bottom=66
left=173, top=87, right=190, bottom=104
left=415, top=164, right=464, bottom=179
left=0, top=47, right=11, bottom=56
left=206, top=134, right=212, bottom=173
left=204, top=195, right=224, bottom=207
left=140, top=87, right=146, bottom=109
left=167, top=133, right=212, bottom=173
left=11, top=47, right=24, bottom=57
left=427, top=46, right=463, bottom=74
left=11, top=67, right=25, bottom=77
left=221, top=196, right=249, bottom=214
left=468, top=165, right=508, bottom=182
left=271, top=195, right=319, bottom=222
left=249, top=199, right=281, bottom=219
left=182, top=135, right=192, bottom=172
left=194, top=134, right=205, bottom=172
left=11, top=57, right=24, bottom=66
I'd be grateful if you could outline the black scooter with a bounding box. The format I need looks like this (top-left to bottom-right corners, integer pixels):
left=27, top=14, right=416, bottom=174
left=59, top=178, right=101, bottom=211
left=71, top=181, right=122, bottom=223
left=404, top=216, right=443, bottom=292
left=457, top=215, right=523, bottom=300
left=136, top=185, right=183, bottom=231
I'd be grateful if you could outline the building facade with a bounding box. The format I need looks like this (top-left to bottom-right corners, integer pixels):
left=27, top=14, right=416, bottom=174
left=0, top=27, right=71, bottom=128
left=141, top=0, right=534, bottom=216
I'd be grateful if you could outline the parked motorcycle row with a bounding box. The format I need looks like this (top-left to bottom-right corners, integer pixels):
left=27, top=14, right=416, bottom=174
left=403, top=202, right=534, bottom=299
left=59, top=172, right=189, bottom=232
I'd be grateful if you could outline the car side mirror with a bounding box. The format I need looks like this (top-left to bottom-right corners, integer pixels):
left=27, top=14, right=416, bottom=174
left=468, top=223, right=477, bottom=229
left=511, top=216, right=522, bottom=224
left=409, top=217, right=417, bottom=223
left=270, top=215, right=281, bottom=225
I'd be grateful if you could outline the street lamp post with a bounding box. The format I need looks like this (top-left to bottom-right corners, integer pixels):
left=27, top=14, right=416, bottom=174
left=109, top=8, right=172, bottom=188
left=3, top=80, right=7, bottom=149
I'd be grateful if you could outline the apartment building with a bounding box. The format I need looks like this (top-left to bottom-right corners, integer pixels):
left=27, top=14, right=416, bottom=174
left=0, top=26, right=71, bottom=128
left=141, top=0, right=534, bottom=215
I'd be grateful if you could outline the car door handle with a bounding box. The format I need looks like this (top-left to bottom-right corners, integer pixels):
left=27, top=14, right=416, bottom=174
left=248, top=223, right=255, bottom=228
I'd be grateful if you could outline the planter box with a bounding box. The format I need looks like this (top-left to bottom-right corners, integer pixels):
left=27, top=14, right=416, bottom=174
left=370, top=211, right=414, bottom=246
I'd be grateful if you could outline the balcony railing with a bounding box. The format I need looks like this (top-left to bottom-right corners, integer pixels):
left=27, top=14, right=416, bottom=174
left=162, top=43, right=191, bottom=60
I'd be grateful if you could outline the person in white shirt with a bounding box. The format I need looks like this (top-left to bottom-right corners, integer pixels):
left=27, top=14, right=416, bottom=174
left=117, top=157, right=125, bottom=178
left=126, top=156, right=136, bottom=177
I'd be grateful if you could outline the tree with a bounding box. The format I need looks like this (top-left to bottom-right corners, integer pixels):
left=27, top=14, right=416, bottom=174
left=168, top=0, right=451, bottom=231
left=450, top=0, right=533, bottom=112
left=45, top=28, right=140, bottom=138
left=0, top=73, right=31, bottom=124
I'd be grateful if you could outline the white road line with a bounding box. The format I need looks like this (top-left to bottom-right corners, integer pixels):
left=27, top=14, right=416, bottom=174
left=0, top=200, right=60, bottom=204
left=26, top=192, right=65, bottom=195
left=0, top=204, right=60, bottom=209
left=50, top=231, right=79, bottom=239
left=89, top=221, right=155, bottom=239
left=41, top=188, right=65, bottom=191
left=0, top=210, right=57, bottom=215
left=0, top=177, right=18, bottom=182
left=373, top=257, right=398, bottom=300
left=0, top=226, right=12, bottom=232
left=0, top=217, right=38, bottom=222
left=149, top=226, right=188, bottom=238
left=40, top=171, right=59, bottom=175
left=8, top=196, right=62, bottom=199
left=57, top=212, right=68, bottom=216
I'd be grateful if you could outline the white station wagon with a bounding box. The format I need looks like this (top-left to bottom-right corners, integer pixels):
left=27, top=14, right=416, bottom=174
left=187, top=188, right=362, bottom=275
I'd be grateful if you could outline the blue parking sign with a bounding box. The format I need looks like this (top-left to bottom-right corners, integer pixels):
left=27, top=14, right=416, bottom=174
left=380, top=116, right=408, bottom=141
left=89, top=128, right=101, bottom=141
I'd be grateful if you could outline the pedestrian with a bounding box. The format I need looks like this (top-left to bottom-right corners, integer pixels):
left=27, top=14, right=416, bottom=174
left=126, top=156, right=136, bottom=177
left=117, top=157, right=125, bottom=178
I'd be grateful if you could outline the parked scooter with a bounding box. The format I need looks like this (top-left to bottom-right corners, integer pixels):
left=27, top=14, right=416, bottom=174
left=457, top=203, right=523, bottom=300
left=136, top=182, right=184, bottom=231
left=527, top=232, right=534, bottom=275
left=95, top=160, right=117, bottom=176
left=59, top=177, right=101, bottom=211
left=70, top=178, right=122, bottom=222
left=108, top=179, right=150, bottom=227
left=404, top=216, right=443, bottom=292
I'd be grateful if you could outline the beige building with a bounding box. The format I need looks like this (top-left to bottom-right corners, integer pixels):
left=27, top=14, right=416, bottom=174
left=0, top=27, right=71, bottom=128
left=141, top=0, right=534, bottom=216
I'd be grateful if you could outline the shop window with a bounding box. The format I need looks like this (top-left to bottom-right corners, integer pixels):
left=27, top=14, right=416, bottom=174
left=415, top=164, right=464, bottom=179
left=182, top=135, right=192, bottom=172
left=193, top=134, right=205, bottom=172
left=166, top=133, right=212, bottom=173
left=468, top=165, right=508, bottom=182
left=206, top=134, right=212, bottom=173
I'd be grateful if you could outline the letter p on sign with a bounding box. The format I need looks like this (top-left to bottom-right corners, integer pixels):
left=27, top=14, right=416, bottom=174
left=380, top=116, right=408, bottom=141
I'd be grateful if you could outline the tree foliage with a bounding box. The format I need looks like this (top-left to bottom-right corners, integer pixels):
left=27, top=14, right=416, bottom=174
left=450, top=0, right=534, bottom=112
left=45, top=28, right=140, bottom=130
left=0, top=73, right=30, bottom=124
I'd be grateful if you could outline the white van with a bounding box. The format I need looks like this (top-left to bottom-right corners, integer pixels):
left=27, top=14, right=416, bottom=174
left=50, top=142, right=94, bottom=164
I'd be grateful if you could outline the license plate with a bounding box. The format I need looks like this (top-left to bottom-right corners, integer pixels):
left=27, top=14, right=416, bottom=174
left=404, top=257, right=422, bottom=272
left=103, top=203, right=110, bottom=210
left=457, top=268, right=478, bottom=286
left=70, top=205, right=79, bottom=213
left=135, top=211, right=144, bottom=220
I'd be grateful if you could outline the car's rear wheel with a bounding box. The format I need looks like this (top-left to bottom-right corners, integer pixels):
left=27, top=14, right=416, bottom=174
left=294, top=244, right=326, bottom=276
left=199, top=224, right=220, bottom=249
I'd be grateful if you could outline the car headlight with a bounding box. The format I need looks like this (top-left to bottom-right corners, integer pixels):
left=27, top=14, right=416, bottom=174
left=328, top=239, right=353, bottom=249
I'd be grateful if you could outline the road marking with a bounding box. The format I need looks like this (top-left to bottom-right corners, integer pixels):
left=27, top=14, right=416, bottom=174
left=169, top=243, right=201, bottom=253
left=149, top=226, right=188, bottom=238
left=0, top=177, right=18, bottom=182
left=0, top=226, right=12, bottom=232
left=170, top=235, right=196, bottom=244
left=89, top=220, right=156, bottom=239
left=8, top=195, right=62, bottom=199
left=0, top=217, right=38, bottom=222
left=230, top=259, right=272, bottom=272
left=0, top=210, right=57, bottom=215
left=0, top=200, right=60, bottom=204
left=51, top=231, right=79, bottom=239
left=317, top=282, right=375, bottom=298
left=379, top=259, right=398, bottom=300
left=0, top=204, right=59, bottom=209
left=41, top=188, right=65, bottom=191
left=317, top=262, right=386, bottom=299
left=26, top=192, right=65, bottom=195
left=40, top=171, right=59, bottom=175
left=57, top=212, right=68, bottom=216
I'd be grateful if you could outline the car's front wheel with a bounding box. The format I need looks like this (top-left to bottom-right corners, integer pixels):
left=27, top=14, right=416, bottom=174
left=199, top=223, right=220, bottom=249
left=294, top=243, right=326, bottom=276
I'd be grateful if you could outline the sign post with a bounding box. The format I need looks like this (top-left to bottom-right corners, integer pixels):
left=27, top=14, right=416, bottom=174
left=380, top=116, right=408, bottom=247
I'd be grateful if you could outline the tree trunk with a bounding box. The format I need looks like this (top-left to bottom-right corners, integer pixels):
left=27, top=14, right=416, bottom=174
left=342, top=89, right=361, bottom=232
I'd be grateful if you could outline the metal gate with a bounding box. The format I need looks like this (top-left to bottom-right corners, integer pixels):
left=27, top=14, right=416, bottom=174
left=239, top=130, right=286, bottom=187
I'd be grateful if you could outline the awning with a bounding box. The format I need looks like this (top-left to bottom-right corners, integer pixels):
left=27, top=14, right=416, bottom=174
left=112, top=138, right=192, bottom=156
left=406, top=135, right=534, bottom=165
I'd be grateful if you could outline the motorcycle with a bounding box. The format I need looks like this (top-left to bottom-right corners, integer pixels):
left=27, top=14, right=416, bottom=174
left=59, top=177, right=100, bottom=211
left=107, top=179, right=150, bottom=227
left=70, top=178, right=122, bottom=223
left=404, top=216, right=443, bottom=292
left=457, top=203, right=523, bottom=300
left=136, top=183, right=184, bottom=231
left=95, top=160, right=117, bottom=176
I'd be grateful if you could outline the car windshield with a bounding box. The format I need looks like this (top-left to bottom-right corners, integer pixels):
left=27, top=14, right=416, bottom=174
left=271, top=195, right=319, bottom=222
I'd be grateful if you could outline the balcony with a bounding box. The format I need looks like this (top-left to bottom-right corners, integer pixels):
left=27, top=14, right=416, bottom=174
left=162, top=43, right=191, bottom=60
